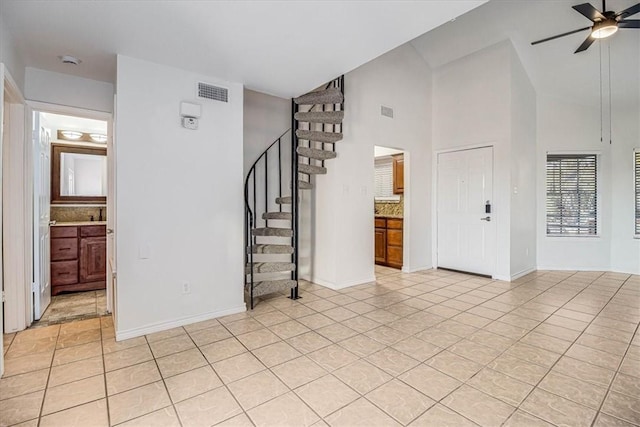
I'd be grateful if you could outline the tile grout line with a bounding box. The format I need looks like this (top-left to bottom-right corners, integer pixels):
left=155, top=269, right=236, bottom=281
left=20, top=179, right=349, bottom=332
left=588, top=274, right=640, bottom=427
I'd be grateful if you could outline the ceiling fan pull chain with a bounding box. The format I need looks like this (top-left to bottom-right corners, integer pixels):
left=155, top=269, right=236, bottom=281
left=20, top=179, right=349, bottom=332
left=599, top=41, right=603, bottom=144
left=608, top=43, right=612, bottom=145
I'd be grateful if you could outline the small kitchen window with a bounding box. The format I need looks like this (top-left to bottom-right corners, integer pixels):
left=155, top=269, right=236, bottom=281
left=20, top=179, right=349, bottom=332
left=375, top=156, right=400, bottom=202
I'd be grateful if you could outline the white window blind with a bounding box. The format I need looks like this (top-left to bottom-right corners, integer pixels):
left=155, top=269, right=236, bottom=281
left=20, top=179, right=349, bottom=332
left=635, top=151, right=640, bottom=235
left=375, top=157, right=394, bottom=198
left=546, top=154, right=597, bottom=235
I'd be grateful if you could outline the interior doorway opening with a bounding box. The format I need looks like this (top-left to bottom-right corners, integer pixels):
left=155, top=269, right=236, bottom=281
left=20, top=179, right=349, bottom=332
left=374, top=145, right=405, bottom=277
left=31, top=111, right=110, bottom=327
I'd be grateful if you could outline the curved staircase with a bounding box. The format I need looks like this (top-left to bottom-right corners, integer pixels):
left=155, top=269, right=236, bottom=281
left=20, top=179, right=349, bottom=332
left=244, top=77, right=344, bottom=309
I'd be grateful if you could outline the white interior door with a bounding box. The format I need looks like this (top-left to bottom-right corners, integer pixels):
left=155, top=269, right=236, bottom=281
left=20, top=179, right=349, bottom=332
left=33, top=113, right=51, bottom=319
left=437, top=146, right=495, bottom=276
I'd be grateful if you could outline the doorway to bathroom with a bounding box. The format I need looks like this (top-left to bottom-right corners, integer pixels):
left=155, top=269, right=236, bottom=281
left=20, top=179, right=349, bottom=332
left=2, top=101, right=115, bottom=332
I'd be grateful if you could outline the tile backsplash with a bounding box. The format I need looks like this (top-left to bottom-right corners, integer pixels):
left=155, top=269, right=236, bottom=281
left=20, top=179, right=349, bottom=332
left=375, top=195, right=404, bottom=217
left=51, top=206, right=107, bottom=222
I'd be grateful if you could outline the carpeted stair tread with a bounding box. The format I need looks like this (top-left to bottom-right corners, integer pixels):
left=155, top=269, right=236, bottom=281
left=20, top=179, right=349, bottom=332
left=276, top=196, right=292, bottom=204
left=251, top=227, right=293, bottom=237
left=296, top=129, right=343, bottom=143
left=249, top=244, right=294, bottom=254
left=298, top=163, right=327, bottom=175
left=294, top=110, right=344, bottom=124
left=247, top=279, right=297, bottom=297
left=294, top=87, right=344, bottom=105
left=297, top=146, right=337, bottom=161
left=298, top=180, right=313, bottom=190
left=246, top=262, right=296, bottom=274
left=262, top=212, right=292, bottom=220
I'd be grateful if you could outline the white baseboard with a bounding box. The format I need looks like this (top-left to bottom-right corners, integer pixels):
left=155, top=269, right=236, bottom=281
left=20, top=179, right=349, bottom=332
left=311, top=276, right=377, bottom=290
left=115, top=304, right=246, bottom=341
left=402, top=265, right=432, bottom=274
left=510, top=267, right=537, bottom=281
left=536, top=265, right=611, bottom=272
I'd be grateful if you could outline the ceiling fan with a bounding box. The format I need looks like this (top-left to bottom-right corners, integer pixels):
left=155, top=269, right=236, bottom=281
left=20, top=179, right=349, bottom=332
left=531, top=0, right=640, bottom=53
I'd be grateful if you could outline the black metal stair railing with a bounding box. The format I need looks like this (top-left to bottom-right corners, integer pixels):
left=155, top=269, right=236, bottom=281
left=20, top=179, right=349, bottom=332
left=244, top=75, right=344, bottom=308
left=244, top=129, right=291, bottom=307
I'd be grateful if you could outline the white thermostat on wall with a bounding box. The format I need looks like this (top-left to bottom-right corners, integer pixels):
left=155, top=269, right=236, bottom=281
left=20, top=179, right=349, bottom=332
left=180, top=101, right=201, bottom=130
left=182, top=117, right=198, bottom=130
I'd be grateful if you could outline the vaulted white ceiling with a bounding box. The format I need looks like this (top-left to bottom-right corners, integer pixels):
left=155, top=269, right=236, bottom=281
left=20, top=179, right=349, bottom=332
left=0, top=0, right=486, bottom=97
left=410, top=0, right=640, bottom=108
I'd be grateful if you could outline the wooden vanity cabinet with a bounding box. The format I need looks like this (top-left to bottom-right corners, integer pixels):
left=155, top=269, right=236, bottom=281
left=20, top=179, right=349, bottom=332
left=374, top=217, right=403, bottom=269
left=51, top=224, right=106, bottom=295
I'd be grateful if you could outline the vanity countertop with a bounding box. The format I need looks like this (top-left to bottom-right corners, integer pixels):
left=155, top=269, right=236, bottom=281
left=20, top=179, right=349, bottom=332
left=51, top=221, right=107, bottom=227
left=375, top=214, right=403, bottom=219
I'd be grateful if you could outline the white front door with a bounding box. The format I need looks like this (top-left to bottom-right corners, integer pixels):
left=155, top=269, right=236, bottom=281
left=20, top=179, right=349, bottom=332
left=33, top=113, right=51, bottom=319
left=437, top=146, right=495, bottom=276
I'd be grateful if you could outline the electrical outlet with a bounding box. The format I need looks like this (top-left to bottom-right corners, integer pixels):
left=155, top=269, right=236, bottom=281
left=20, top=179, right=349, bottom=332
left=182, top=282, right=190, bottom=295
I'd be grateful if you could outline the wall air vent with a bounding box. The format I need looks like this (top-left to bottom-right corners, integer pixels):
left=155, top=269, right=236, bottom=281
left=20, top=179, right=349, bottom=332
left=381, top=105, right=394, bottom=118
left=197, top=82, right=228, bottom=102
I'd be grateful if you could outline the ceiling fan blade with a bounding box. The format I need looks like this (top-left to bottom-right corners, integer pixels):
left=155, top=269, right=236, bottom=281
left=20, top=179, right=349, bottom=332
left=574, top=34, right=596, bottom=53
left=618, top=19, right=640, bottom=27
left=572, top=3, right=606, bottom=21
left=531, top=26, right=592, bottom=45
left=616, top=3, right=640, bottom=19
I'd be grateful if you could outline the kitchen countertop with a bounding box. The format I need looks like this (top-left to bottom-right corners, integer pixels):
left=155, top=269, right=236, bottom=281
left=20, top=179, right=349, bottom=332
left=51, top=221, right=107, bottom=227
left=375, top=214, right=403, bottom=219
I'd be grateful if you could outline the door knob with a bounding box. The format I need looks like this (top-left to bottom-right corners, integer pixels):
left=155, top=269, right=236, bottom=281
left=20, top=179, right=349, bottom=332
left=480, top=216, right=491, bottom=221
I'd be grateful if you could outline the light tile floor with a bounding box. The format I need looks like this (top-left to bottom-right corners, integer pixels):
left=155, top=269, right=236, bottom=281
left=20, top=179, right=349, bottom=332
left=33, top=290, right=108, bottom=327
left=1, top=267, right=639, bottom=426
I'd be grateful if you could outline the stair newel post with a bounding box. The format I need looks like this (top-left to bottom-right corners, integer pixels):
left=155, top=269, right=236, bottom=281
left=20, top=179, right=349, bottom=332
left=265, top=151, right=269, bottom=229
left=278, top=137, right=282, bottom=213
left=291, top=99, right=300, bottom=300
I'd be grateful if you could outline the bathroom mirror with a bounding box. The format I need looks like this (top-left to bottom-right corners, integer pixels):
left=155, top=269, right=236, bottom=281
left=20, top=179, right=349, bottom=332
left=52, top=143, right=107, bottom=204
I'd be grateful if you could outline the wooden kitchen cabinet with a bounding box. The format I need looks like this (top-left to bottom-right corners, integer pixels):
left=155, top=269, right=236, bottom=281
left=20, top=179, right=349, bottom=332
left=374, top=217, right=403, bottom=269
left=375, top=228, right=387, bottom=264
left=393, top=154, right=404, bottom=194
left=51, top=224, right=106, bottom=295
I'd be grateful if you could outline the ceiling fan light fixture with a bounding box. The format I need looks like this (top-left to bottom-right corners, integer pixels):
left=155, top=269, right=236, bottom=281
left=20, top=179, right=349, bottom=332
left=591, top=20, right=619, bottom=38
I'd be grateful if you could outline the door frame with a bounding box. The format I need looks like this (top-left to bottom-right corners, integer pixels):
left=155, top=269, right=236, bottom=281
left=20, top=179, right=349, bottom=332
left=1, top=64, right=27, bottom=376
left=27, top=101, right=114, bottom=323
left=372, top=145, right=412, bottom=273
left=432, top=143, right=496, bottom=277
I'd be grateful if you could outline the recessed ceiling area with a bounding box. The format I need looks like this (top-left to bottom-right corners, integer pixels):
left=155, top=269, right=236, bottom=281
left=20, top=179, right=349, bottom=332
left=0, top=0, right=486, bottom=98
left=410, top=0, right=640, bottom=107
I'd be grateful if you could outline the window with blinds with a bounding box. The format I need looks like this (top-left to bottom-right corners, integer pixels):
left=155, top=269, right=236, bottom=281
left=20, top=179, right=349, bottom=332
left=546, top=154, right=598, bottom=235
left=635, top=151, right=640, bottom=235
left=375, top=157, right=396, bottom=198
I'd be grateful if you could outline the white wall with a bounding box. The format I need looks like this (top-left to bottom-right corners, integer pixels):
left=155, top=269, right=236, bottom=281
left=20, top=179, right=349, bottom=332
left=310, top=43, right=432, bottom=288
left=0, top=18, right=25, bottom=91
left=432, top=41, right=512, bottom=280
left=115, top=55, right=245, bottom=339
left=243, top=89, right=290, bottom=175
left=537, top=94, right=640, bottom=274
left=433, top=41, right=537, bottom=280
left=25, top=68, right=114, bottom=113
left=509, top=45, right=537, bottom=278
